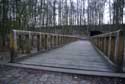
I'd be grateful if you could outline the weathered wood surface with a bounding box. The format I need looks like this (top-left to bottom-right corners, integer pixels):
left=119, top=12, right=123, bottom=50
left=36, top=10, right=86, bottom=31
left=92, top=30, right=125, bottom=72
left=10, top=30, right=77, bottom=62
left=18, top=40, right=113, bottom=72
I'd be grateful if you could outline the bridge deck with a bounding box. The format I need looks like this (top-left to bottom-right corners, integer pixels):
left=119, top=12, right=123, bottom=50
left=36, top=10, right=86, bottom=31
left=18, top=40, right=113, bottom=72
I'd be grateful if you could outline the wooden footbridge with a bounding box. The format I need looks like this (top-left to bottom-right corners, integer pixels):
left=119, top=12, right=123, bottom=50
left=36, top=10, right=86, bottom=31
left=0, top=29, right=125, bottom=77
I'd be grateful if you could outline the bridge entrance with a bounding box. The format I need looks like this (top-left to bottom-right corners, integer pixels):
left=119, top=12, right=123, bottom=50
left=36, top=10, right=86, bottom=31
left=0, top=30, right=125, bottom=77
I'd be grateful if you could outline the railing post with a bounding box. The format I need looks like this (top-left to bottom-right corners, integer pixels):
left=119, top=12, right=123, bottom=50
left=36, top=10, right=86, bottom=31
left=96, top=37, right=98, bottom=46
left=52, top=35, right=54, bottom=48
left=97, top=37, right=99, bottom=48
left=25, top=33, right=31, bottom=53
left=99, top=37, right=101, bottom=49
left=31, top=34, right=34, bottom=50
left=58, top=35, right=60, bottom=46
left=55, top=35, right=58, bottom=48
left=106, top=37, right=109, bottom=56
left=10, top=30, right=17, bottom=63
left=101, top=37, right=103, bottom=51
left=37, top=34, right=40, bottom=51
left=29, top=32, right=32, bottom=52
left=47, top=34, right=51, bottom=49
left=110, top=35, right=115, bottom=62
left=54, top=35, right=56, bottom=48
left=41, top=34, right=44, bottom=50
left=50, top=35, right=52, bottom=49
left=102, top=37, right=105, bottom=52
left=66, top=36, right=67, bottom=44
left=42, top=34, right=46, bottom=50
left=94, top=37, right=96, bottom=46
left=18, top=35, right=22, bottom=54
left=60, top=35, right=62, bottom=46
left=104, top=37, right=107, bottom=54
left=114, top=31, right=124, bottom=72
left=108, top=34, right=112, bottom=58
left=39, top=33, right=42, bottom=50
left=61, top=36, right=63, bottom=45
left=45, top=34, right=48, bottom=50
left=64, top=36, right=66, bottom=44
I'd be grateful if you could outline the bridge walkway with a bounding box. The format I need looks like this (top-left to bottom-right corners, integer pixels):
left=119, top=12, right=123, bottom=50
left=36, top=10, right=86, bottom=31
left=18, top=40, right=113, bottom=72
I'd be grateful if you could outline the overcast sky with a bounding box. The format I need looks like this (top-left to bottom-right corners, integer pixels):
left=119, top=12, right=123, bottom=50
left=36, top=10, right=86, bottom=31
left=72, top=0, right=110, bottom=24
left=61, top=0, right=124, bottom=24
left=104, top=0, right=110, bottom=24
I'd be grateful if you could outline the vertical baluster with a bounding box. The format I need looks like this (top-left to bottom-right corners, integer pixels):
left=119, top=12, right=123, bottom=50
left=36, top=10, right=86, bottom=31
left=55, top=35, right=57, bottom=48
left=52, top=35, right=54, bottom=48
left=39, top=33, right=42, bottom=50
left=18, top=35, right=21, bottom=54
left=110, top=34, right=115, bottom=62
left=62, top=36, right=64, bottom=45
left=60, top=36, right=62, bottom=45
left=58, top=35, right=60, bottom=47
left=45, top=34, right=48, bottom=50
left=106, top=37, right=109, bottom=56
left=37, top=34, right=40, bottom=51
left=47, top=34, right=50, bottom=49
left=99, top=37, right=101, bottom=49
left=50, top=35, right=52, bottom=49
left=108, top=34, right=112, bottom=58
left=97, top=37, right=99, bottom=48
left=54, top=35, right=56, bottom=48
left=101, top=37, right=104, bottom=52
left=25, top=33, right=31, bottom=53
left=43, top=34, right=46, bottom=51
left=104, top=36, right=106, bottom=54
left=101, top=37, right=103, bottom=52
left=29, top=31, right=32, bottom=53
left=41, top=33, right=44, bottom=50
left=57, top=35, right=59, bottom=47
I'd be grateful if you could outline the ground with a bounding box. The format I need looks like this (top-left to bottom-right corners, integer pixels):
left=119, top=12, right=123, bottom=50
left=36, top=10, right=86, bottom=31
left=0, top=65, right=124, bottom=84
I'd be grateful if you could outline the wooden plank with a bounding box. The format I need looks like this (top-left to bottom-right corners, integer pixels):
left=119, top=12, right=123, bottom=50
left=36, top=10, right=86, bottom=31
left=18, top=40, right=113, bottom=72
left=3, top=63, right=125, bottom=78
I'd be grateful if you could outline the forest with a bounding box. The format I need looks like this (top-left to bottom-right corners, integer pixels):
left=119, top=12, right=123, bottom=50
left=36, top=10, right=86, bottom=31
left=0, top=0, right=124, bottom=49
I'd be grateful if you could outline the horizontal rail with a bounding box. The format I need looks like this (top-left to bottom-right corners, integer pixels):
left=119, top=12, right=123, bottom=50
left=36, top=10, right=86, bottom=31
left=91, top=30, right=125, bottom=72
left=10, top=30, right=78, bottom=62
left=13, top=30, right=80, bottom=38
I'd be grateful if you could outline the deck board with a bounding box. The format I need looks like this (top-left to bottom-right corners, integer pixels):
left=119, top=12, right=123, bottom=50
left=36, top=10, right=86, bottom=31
left=18, top=40, right=113, bottom=72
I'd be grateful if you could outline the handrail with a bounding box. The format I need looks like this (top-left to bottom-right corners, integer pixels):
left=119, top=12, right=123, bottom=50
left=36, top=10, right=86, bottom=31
left=10, top=30, right=78, bottom=62
left=91, top=30, right=124, bottom=72
left=92, top=30, right=121, bottom=37
left=12, top=30, right=80, bottom=38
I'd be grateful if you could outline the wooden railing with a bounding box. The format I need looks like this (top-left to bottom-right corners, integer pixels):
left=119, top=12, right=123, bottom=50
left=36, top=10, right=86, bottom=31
left=92, top=30, right=125, bottom=72
left=10, top=30, right=78, bottom=62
